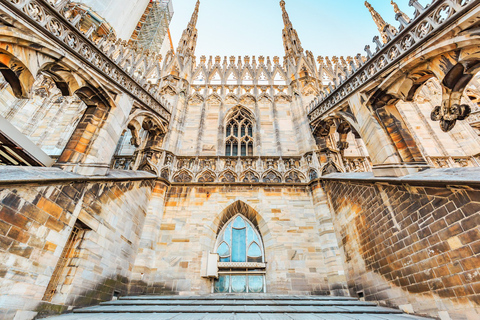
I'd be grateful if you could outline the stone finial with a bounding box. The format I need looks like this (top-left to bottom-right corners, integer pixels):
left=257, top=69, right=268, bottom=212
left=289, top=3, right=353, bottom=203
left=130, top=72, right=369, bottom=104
left=273, top=56, right=280, bottom=65
left=258, top=56, right=265, bottom=65
left=215, top=55, right=221, bottom=64
left=409, top=0, right=425, bottom=17
left=200, top=55, right=206, bottom=64
left=229, top=56, right=236, bottom=65
left=244, top=56, right=250, bottom=64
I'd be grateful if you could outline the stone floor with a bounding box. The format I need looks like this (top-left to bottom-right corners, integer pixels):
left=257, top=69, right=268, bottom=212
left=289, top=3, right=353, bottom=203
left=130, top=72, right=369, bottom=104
left=43, top=295, right=434, bottom=319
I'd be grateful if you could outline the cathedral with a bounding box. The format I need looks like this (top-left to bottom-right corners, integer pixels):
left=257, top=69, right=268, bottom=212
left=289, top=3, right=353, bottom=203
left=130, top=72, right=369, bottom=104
left=0, top=0, right=479, bottom=319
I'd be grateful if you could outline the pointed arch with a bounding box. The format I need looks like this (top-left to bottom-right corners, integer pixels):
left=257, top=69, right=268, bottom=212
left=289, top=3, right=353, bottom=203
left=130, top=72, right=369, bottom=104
left=225, top=93, right=239, bottom=104
left=207, top=93, right=222, bottom=105
left=219, top=169, right=237, bottom=183
left=240, top=93, right=256, bottom=105
left=209, top=68, right=223, bottom=84
left=214, top=200, right=265, bottom=237
left=214, top=214, right=265, bottom=262
left=258, top=93, right=273, bottom=103
left=159, top=84, right=177, bottom=96
left=242, top=68, right=254, bottom=85
left=272, top=68, right=287, bottom=85
left=160, top=168, right=170, bottom=180
left=241, top=169, right=260, bottom=183
left=188, top=92, right=204, bottom=105
left=257, top=68, right=270, bottom=85
left=225, top=106, right=255, bottom=157
left=225, top=69, right=238, bottom=85
left=173, top=169, right=194, bottom=183
left=192, top=68, right=207, bottom=85
left=284, top=169, right=305, bottom=183
left=275, top=93, right=292, bottom=103
left=262, top=169, right=282, bottom=183
left=197, top=169, right=216, bottom=183
left=0, top=49, right=35, bottom=98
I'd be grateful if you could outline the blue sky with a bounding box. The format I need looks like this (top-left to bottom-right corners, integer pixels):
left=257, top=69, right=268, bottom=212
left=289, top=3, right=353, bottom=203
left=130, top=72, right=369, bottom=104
left=169, top=0, right=421, bottom=58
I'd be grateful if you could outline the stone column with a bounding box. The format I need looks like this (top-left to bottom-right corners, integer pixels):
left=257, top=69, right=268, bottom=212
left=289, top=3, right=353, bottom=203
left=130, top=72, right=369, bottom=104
left=310, top=181, right=349, bottom=296
left=56, top=90, right=134, bottom=176
left=347, top=93, right=428, bottom=176
left=129, top=181, right=169, bottom=295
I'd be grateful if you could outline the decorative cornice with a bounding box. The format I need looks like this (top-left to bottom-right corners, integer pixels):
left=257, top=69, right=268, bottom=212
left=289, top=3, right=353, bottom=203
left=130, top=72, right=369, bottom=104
left=2, top=0, right=171, bottom=121
left=307, top=0, right=477, bottom=123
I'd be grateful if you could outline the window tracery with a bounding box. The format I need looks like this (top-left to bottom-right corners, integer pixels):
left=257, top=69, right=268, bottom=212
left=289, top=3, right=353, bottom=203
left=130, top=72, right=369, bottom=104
left=214, top=214, right=265, bottom=293
left=225, top=107, right=254, bottom=157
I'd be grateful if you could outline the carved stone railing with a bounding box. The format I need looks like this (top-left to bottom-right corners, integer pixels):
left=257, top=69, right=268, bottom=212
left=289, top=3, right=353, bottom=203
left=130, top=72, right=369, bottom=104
left=307, top=0, right=478, bottom=123
left=2, top=0, right=171, bottom=121
left=426, top=156, right=480, bottom=169
left=344, top=156, right=372, bottom=173
left=157, top=152, right=321, bottom=184
left=111, top=155, right=136, bottom=170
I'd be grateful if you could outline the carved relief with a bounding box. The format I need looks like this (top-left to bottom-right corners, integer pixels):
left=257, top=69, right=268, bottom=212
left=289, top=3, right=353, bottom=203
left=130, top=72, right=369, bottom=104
left=263, top=170, right=282, bottom=183
left=173, top=170, right=193, bottom=183
left=242, top=171, right=260, bottom=183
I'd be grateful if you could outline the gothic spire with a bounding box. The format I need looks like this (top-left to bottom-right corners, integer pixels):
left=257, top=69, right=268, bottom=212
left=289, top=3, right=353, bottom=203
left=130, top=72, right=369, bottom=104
left=280, top=0, right=303, bottom=59
left=391, top=0, right=411, bottom=23
left=177, top=0, right=200, bottom=58
left=365, top=1, right=396, bottom=43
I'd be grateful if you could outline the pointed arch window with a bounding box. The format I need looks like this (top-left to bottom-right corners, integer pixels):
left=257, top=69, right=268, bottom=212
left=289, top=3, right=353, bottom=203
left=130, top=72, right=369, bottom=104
left=225, top=107, right=254, bottom=156
left=214, top=214, right=266, bottom=293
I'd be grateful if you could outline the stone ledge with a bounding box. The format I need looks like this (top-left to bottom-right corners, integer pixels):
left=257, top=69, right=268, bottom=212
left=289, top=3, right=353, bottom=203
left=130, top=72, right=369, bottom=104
left=0, top=166, right=157, bottom=186
left=318, top=167, right=480, bottom=188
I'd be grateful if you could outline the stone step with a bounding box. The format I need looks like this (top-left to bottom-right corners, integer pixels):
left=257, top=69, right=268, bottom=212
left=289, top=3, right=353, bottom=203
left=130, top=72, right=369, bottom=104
left=42, top=295, right=435, bottom=319
left=119, top=295, right=359, bottom=300
left=44, top=313, right=434, bottom=320
left=74, top=305, right=404, bottom=314
left=100, top=299, right=377, bottom=306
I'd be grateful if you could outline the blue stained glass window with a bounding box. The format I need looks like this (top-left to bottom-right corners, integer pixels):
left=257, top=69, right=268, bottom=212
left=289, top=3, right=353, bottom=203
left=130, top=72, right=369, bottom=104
left=216, top=215, right=263, bottom=263
left=214, top=275, right=230, bottom=293
left=248, top=276, right=264, bottom=293
left=231, top=276, right=247, bottom=293
left=214, top=214, right=266, bottom=293
left=224, top=225, right=232, bottom=243
left=233, top=216, right=246, bottom=229
left=247, top=227, right=259, bottom=243
left=248, top=242, right=261, bottom=257
left=218, top=242, right=230, bottom=257
left=232, top=228, right=246, bottom=262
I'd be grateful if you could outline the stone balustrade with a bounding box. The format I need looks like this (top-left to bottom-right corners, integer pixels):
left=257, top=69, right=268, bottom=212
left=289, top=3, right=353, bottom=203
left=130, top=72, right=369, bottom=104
left=307, top=0, right=477, bottom=122
left=3, top=0, right=171, bottom=121
left=426, top=155, right=480, bottom=168
left=343, top=156, right=372, bottom=173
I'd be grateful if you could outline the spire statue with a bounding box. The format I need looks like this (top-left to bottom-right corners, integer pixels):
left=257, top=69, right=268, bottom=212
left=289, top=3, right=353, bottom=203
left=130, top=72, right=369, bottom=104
left=177, top=0, right=200, bottom=58
left=280, top=0, right=303, bottom=59
left=365, top=1, right=397, bottom=43
left=391, top=0, right=411, bottom=23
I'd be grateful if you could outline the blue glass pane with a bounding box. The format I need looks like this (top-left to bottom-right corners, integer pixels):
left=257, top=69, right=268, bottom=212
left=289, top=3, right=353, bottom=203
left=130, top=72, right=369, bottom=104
left=231, top=276, right=247, bottom=293
left=247, top=225, right=259, bottom=243
left=214, top=275, right=230, bottom=293
left=217, top=242, right=230, bottom=257
left=248, top=276, right=264, bottom=293
left=232, top=228, right=246, bottom=262
left=220, top=256, right=230, bottom=262
left=248, top=242, right=261, bottom=257
left=232, top=216, right=246, bottom=229
left=224, top=225, right=232, bottom=244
